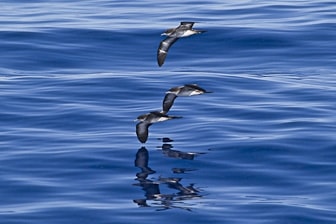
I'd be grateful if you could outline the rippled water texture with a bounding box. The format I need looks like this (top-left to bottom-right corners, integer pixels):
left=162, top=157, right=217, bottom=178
left=1, top=1, right=336, bottom=223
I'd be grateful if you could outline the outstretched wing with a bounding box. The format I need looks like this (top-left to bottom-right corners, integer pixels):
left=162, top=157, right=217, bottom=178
left=184, top=84, right=207, bottom=93
left=179, top=22, right=195, bottom=29
left=136, top=122, right=150, bottom=143
left=157, top=36, right=178, bottom=67
left=162, top=93, right=177, bottom=114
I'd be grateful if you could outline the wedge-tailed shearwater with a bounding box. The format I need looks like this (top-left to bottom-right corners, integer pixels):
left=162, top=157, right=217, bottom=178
left=157, top=22, right=206, bottom=67
left=162, top=84, right=211, bottom=114
left=136, top=111, right=181, bottom=143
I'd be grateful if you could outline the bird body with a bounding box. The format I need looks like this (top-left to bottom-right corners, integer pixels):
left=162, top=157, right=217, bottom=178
left=167, top=84, right=209, bottom=96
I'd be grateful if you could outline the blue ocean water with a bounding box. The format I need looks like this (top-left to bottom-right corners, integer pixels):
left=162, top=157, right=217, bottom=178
left=1, top=1, right=336, bottom=223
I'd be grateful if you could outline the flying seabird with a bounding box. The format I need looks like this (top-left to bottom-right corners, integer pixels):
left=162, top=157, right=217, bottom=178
left=157, top=22, right=206, bottom=67
left=136, top=111, right=181, bottom=143
left=162, top=84, right=211, bottom=114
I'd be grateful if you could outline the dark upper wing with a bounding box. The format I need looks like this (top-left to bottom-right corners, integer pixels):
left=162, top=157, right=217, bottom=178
left=136, top=122, right=150, bottom=143
left=157, top=36, right=178, bottom=67
left=179, top=22, right=195, bottom=29
left=162, top=93, right=177, bottom=114
left=184, top=84, right=207, bottom=93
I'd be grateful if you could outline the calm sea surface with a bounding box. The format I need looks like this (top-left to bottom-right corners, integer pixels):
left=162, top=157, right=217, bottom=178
left=1, top=1, right=336, bottom=223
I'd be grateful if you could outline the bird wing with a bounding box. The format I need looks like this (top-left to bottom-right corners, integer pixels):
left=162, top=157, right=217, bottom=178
left=184, top=84, right=207, bottom=92
left=179, top=22, right=195, bottom=29
left=157, top=36, right=178, bottom=67
left=162, top=93, right=177, bottom=114
left=136, top=122, right=150, bottom=143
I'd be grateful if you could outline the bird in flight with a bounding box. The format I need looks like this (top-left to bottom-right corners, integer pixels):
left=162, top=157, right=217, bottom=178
left=157, top=22, right=206, bottom=67
left=162, top=84, right=211, bottom=114
left=135, top=111, right=181, bottom=143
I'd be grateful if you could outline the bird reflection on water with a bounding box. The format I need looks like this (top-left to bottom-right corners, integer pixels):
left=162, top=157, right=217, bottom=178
left=160, top=143, right=206, bottom=160
left=133, top=139, right=205, bottom=211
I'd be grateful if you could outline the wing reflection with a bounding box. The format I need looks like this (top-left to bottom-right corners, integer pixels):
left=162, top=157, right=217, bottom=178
left=172, top=167, right=197, bottom=174
left=134, top=147, right=159, bottom=203
left=133, top=144, right=204, bottom=211
left=159, top=142, right=206, bottom=160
